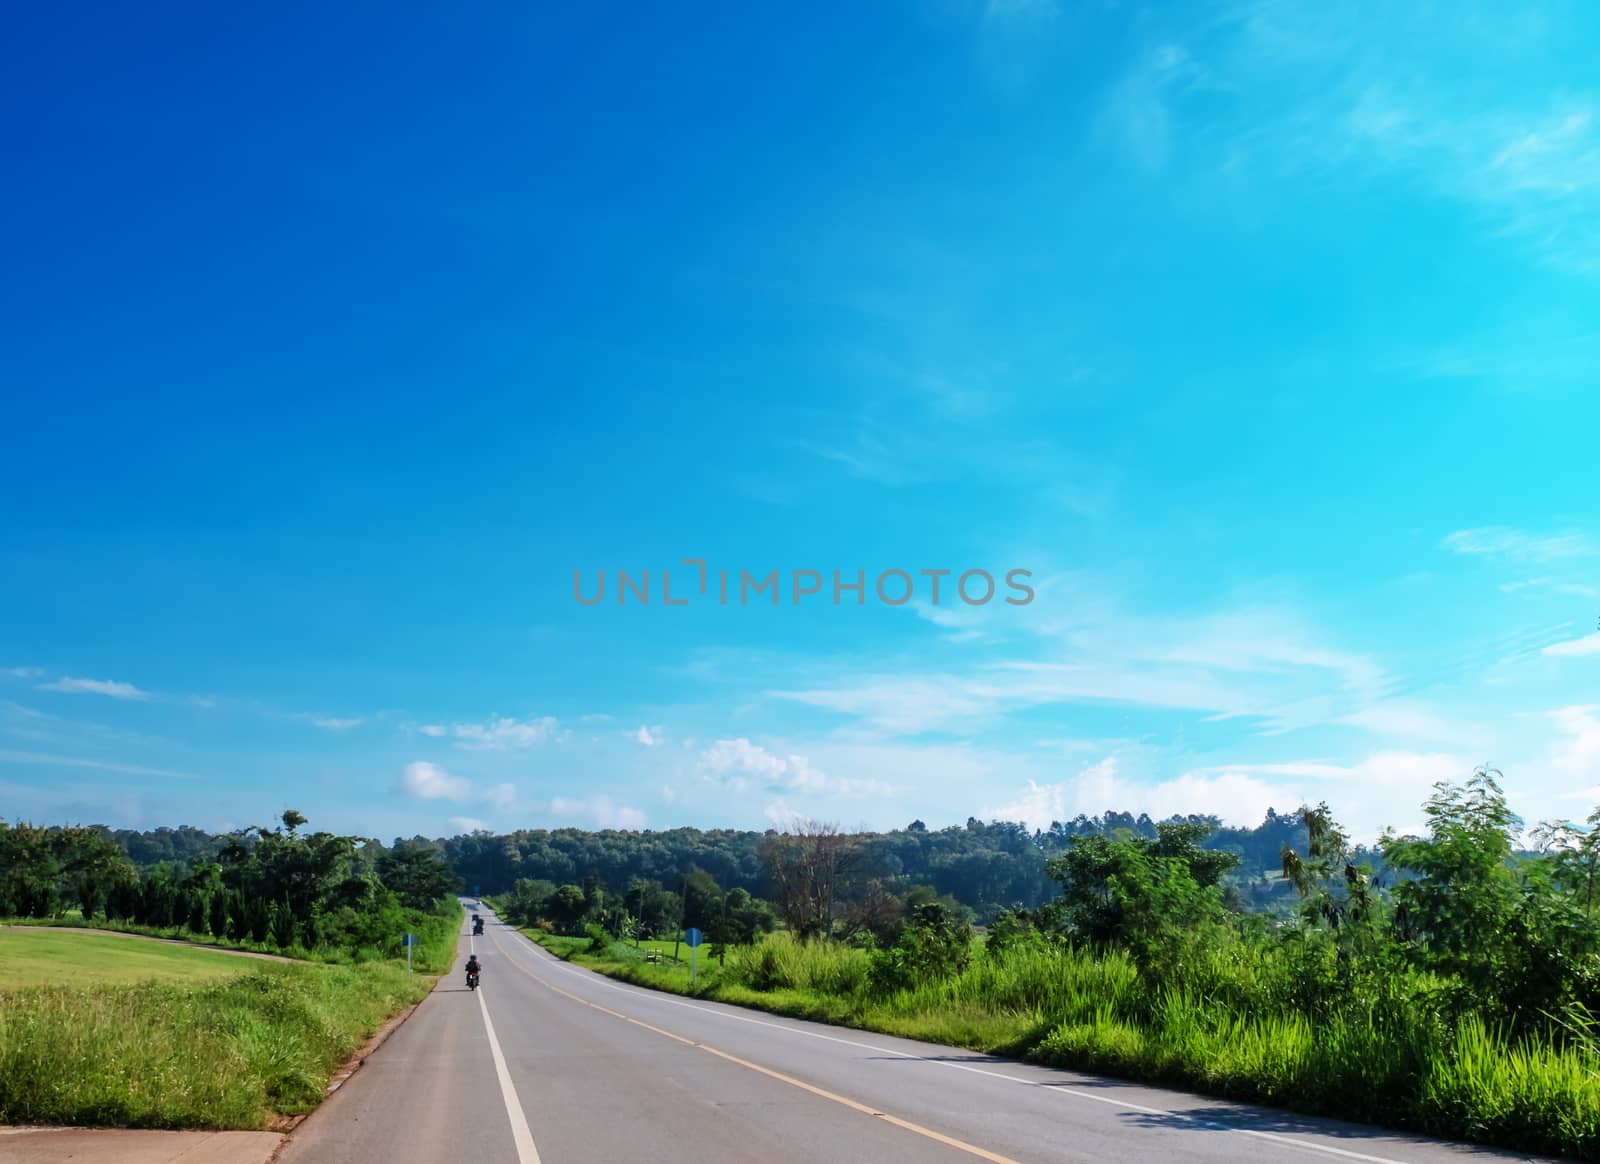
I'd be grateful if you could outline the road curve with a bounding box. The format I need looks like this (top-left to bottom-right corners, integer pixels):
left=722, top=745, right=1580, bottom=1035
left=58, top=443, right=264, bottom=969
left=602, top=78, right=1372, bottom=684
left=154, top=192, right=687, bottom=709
left=279, top=906, right=1553, bottom=1164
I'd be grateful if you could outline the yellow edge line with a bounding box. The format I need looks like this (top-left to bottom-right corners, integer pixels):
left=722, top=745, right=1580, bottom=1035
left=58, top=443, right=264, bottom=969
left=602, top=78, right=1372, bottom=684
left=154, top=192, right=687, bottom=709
left=491, top=932, right=1021, bottom=1164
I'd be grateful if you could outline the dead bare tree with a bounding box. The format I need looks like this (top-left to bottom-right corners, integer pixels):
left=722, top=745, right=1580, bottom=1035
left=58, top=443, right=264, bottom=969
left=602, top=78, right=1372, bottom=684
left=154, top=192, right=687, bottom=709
left=762, top=819, right=858, bottom=940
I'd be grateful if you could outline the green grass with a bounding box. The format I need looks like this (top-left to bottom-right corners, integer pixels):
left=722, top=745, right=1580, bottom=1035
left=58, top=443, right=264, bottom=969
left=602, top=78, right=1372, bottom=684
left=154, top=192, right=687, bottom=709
left=0, top=928, right=264, bottom=988
left=0, top=958, right=439, bottom=1129
left=525, top=928, right=1600, bottom=1161
left=4, top=899, right=462, bottom=974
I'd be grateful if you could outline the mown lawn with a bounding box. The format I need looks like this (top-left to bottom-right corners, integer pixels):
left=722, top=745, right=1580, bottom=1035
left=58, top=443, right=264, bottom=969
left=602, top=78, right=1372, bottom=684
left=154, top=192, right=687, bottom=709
left=0, top=928, right=264, bottom=988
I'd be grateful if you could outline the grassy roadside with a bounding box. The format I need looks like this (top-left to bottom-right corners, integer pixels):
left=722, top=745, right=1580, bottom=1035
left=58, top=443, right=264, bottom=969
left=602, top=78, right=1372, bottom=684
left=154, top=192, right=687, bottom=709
left=0, top=904, right=461, bottom=1128
left=523, top=928, right=1600, bottom=1161
left=0, top=929, right=270, bottom=987
left=3, top=907, right=461, bottom=973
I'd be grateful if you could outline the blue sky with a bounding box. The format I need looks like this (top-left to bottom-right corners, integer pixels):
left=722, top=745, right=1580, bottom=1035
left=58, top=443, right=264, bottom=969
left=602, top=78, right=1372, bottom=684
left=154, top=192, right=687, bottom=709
left=2, top=1, right=1597, bottom=843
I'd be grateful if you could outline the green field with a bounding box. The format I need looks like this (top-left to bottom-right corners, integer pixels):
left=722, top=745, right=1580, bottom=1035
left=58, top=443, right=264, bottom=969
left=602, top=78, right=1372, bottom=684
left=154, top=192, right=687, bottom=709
left=0, top=929, right=264, bottom=988
left=0, top=933, right=442, bottom=1128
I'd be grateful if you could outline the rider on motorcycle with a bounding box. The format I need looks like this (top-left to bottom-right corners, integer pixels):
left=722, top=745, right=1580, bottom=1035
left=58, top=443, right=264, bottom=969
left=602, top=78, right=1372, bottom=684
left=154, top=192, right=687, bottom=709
left=465, top=954, right=481, bottom=985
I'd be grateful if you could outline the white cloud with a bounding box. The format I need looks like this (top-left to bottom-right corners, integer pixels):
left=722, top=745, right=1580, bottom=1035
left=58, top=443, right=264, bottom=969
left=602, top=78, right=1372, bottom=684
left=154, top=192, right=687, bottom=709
left=449, top=715, right=562, bottom=750
left=1501, top=577, right=1600, bottom=599
left=763, top=798, right=801, bottom=828
left=1338, top=702, right=1471, bottom=746
left=773, top=604, right=1387, bottom=737
left=661, top=784, right=678, bottom=804
left=449, top=816, right=488, bottom=833
left=398, top=761, right=472, bottom=801
left=550, top=795, right=647, bottom=830
left=1545, top=632, right=1600, bottom=658
left=983, top=757, right=1294, bottom=833
left=700, top=738, right=892, bottom=799
left=2, top=667, right=44, bottom=679
left=310, top=716, right=362, bottom=730
left=982, top=750, right=1471, bottom=840
left=36, top=677, right=149, bottom=700
left=0, top=748, right=199, bottom=780
left=634, top=724, right=665, bottom=747
left=417, top=724, right=447, bottom=737
left=483, top=782, right=517, bottom=811
left=1442, top=526, right=1594, bottom=563
left=1549, top=706, right=1600, bottom=789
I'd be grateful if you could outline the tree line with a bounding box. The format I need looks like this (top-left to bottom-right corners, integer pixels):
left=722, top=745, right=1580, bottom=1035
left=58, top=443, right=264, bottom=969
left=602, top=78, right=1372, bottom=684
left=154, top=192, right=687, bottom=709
left=1, top=810, right=460, bottom=960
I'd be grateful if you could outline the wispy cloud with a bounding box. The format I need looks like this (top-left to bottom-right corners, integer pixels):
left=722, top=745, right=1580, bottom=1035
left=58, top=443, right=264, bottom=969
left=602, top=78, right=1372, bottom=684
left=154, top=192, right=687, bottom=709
left=700, top=738, right=892, bottom=799
left=1501, top=577, right=1600, bottom=599
left=774, top=604, right=1387, bottom=737
left=1099, top=43, right=1194, bottom=172
left=441, top=715, right=563, bottom=750
left=633, top=724, right=665, bottom=747
left=449, top=816, right=488, bottom=833
left=1443, top=526, right=1595, bottom=563
left=36, top=677, right=150, bottom=700
left=550, top=795, right=647, bottom=830
left=309, top=716, right=363, bottom=730
left=397, top=761, right=473, bottom=801
left=1545, top=632, right=1600, bottom=658
left=0, top=748, right=199, bottom=780
left=2, top=666, right=44, bottom=679
left=976, top=0, right=1063, bottom=96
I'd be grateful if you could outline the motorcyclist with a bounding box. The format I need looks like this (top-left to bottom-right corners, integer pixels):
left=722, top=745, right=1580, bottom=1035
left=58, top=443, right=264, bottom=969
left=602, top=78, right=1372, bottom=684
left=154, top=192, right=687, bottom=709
left=465, top=954, right=481, bottom=985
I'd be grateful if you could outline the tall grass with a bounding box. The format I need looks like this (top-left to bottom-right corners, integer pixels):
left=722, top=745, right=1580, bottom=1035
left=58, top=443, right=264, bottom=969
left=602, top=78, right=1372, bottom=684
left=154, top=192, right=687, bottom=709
left=536, top=927, right=1600, bottom=1161
left=0, top=961, right=435, bottom=1128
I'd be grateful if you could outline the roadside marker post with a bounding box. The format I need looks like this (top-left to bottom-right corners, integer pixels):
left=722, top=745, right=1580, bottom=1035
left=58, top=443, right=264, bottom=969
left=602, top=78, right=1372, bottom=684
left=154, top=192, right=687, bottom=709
left=684, top=926, right=702, bottom=986
left=403, top=932, right=414, bottom=973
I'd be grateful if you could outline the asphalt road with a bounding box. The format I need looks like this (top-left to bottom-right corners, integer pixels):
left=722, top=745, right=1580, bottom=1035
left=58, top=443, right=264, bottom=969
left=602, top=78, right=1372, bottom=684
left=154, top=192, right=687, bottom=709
left=278, top=907, right=1554, bottom=1164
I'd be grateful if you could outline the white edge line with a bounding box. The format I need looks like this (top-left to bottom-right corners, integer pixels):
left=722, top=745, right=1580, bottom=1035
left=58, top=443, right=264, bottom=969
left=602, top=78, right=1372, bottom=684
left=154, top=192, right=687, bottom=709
left=478, top=964, right=542, bottom=1164
left=487, top=915, right=1418, bottom=1164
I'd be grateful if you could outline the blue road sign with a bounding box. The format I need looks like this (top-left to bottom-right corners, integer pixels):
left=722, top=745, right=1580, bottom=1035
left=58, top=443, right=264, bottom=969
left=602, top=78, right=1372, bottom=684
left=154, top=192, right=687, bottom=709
left=683, top=927, right=703, bottom=949
left=402, top=933, right=414, bottom=946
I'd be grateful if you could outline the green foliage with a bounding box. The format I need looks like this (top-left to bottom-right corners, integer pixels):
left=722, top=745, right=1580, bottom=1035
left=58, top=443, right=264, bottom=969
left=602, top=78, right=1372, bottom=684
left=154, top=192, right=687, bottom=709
left=1046, top=821, right=1239, bottom=976
left=1383, top=767, right=1600, bottom=1029
left=0, top=821, right=137, bottom=919
left=376, top=842, right=460, bottom=910
left=867, top=901, right=973, bottom=995
left=546, top=884, right=591, bottom=934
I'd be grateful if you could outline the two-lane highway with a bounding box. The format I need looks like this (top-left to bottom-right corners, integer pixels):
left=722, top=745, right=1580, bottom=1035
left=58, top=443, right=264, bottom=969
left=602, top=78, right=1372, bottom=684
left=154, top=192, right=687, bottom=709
left=280, top=907, right=1551, bottom=1164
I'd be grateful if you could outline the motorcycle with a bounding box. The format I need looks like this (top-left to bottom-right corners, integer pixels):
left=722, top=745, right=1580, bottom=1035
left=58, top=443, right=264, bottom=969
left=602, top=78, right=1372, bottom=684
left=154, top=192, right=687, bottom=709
left=466, top=969, right=480, bottom=990
left=473, top=918, right=484, bottom=935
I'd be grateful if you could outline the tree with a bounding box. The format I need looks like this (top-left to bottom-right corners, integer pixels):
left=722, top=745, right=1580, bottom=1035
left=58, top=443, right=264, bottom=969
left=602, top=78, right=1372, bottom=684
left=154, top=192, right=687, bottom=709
left=1046, top=820, right=1239, bottom=975
left=867, top=901, right=972, bottom=994
left=1382, top=769, right=1521, bottom=984
left=1379, top=767, right=1590, bottom=1026
left=271, top=895, right=296, bottom=948
left=209, top=888, right=229, bottom=938
left=547, top=884, right=590, bottom=934
left=377, top=842, right=460, bottom=910
left=681, top=868, right=723, bottom=932
left=763, top=820, right=857, bottom=940
left=186, top=890, right=209, bottom=934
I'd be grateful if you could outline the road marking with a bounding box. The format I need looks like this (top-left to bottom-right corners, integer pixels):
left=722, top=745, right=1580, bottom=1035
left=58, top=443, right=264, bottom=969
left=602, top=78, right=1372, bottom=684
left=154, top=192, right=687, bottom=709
left=487, top=915, right=1419, bottom=1164
left=477, top=975, right=542, bottom=1164
left=485, top=925, right=1020, bottom=1164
